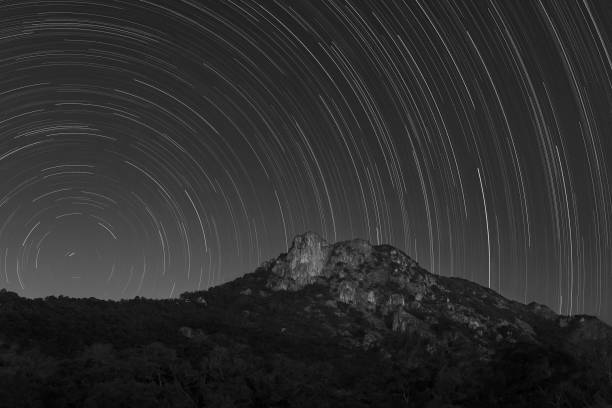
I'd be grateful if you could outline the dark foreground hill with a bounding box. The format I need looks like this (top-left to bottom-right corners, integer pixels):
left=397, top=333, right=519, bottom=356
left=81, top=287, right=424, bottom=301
left=1, top=232, right=611, bottom=407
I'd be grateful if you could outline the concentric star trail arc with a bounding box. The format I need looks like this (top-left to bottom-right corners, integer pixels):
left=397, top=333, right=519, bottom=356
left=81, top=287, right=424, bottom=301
left=0, top=0, right=610, bottom=323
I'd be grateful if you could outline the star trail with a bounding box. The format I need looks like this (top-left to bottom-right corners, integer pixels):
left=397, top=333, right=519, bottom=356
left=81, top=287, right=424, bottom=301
left=0, top=0, right=611, bottom=323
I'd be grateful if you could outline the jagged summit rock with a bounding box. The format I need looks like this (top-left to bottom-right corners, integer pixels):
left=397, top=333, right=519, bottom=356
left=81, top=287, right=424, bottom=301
left=267, top=231, right=332, bottom=290
left=266, top=231, right=416, bottom=292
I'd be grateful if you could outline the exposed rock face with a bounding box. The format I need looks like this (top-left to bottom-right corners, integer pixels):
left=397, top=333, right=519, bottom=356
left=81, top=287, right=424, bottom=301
left=267, top=232, right=378, bottom=291
left=268, top=232, right=331, bottom=290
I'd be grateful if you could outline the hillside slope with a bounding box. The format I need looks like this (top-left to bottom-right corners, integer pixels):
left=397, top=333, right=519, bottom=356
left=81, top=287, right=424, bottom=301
left=0, top=232, right=611, bottom=407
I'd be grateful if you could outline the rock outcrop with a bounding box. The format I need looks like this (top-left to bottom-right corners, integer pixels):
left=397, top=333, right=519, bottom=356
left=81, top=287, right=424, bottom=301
left=267, top=231, right=331, bottom=290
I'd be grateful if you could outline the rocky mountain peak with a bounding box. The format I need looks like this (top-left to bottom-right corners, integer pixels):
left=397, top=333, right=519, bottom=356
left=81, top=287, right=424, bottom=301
left=253, top=232, right=612, bottom=356
left=265, top=231, right=411, bottom=292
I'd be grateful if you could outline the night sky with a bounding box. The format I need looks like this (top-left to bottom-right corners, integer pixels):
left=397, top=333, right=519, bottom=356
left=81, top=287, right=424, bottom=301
left=1, top=1, right=611, bottom=323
